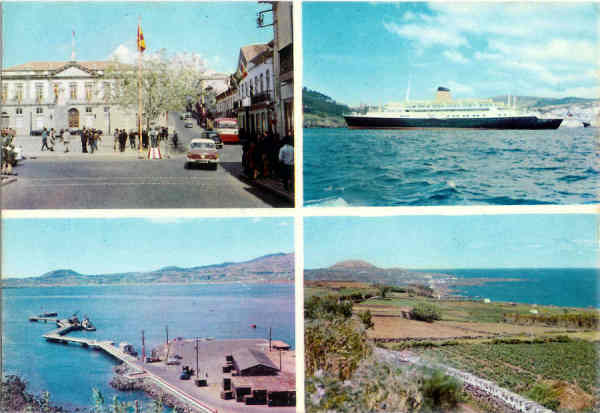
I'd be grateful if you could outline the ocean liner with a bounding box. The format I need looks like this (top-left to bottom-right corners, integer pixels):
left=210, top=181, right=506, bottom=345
left=344, top=87, right=563, bottom=130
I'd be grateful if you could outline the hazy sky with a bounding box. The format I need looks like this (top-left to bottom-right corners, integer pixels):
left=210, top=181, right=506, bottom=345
left=304, top=214, right=597, bottom=269
left=303, top=2, right=599, bottom=105
left=2, top=2, right=273, bottom=73
left=3, top=217, right=293, bottom=278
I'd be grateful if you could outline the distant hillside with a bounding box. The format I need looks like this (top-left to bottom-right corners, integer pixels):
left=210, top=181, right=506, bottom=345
left=306, top=260, right=447, bottom=286
left=491, top=95, right=597, bottom=108
left=303, top=87, right=350, bottom=128
left=2, top=253, right=294, bottom=287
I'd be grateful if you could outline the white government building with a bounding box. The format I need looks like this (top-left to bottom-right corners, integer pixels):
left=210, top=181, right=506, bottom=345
left=1, top=60, right=139, bottom=135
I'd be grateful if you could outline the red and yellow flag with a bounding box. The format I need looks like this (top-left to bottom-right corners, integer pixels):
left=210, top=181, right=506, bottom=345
left=137, top=24, right=146, bottom=53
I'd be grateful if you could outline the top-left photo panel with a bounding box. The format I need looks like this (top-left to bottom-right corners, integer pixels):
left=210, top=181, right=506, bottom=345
left=1, top=1, right=294, bottom=209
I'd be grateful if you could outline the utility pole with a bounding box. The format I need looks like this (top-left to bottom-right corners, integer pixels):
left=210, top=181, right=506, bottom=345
left=195, top=337, right=199, bottom=378
left=269, top=327, right=272, bottom=351
left=141, top=330, right=145, bottom=363
left=165, top=325, right=169, bottom=361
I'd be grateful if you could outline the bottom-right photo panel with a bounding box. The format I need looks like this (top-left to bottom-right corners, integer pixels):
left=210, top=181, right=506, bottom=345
left=304, top=213, right=598, bottom=413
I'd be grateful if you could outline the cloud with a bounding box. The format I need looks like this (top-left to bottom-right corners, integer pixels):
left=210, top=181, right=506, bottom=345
left=445, top=80, right=474, bottom=96
left=384, top=22, right=467, bottom=48
left=443, top=50, right=468, bottom=64
left=384, top=3, right=597, bottom=96
left=109, top=44, right=137, bottom=64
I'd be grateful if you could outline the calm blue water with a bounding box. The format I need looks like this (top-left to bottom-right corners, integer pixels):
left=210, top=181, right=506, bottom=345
left=415, top=268, right=599, bottom=308
left=304, top=127, right=599, bottom=206
left=2, top=283, right=295, bottom=410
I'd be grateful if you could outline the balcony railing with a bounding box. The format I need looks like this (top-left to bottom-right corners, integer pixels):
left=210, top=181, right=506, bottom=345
left=251, top=90, right=274, bottom=105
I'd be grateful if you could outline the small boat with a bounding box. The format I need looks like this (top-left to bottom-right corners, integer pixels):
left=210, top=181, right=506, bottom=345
left=39, top=312, right=58, bottom=317
left=583, top=121, right=591, bottom=128
left=81, top=317, right=96, bottom=331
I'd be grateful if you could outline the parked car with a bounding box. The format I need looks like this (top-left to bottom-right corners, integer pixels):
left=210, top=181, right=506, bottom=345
left=166, top=356, right=180, bottom=365
left=185, top=138, right=219, bottom=170
left=184, top=120, right=194, bottom=128
left=30, top=129, right=43, bottom=136
left=200, top=131, right=223, bottom=149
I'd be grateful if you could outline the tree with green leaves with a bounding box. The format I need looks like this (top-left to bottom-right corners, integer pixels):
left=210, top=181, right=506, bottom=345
left=105, top=50, right=203, bottom=131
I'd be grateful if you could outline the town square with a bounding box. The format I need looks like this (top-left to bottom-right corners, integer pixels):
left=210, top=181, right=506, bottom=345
left=1, top=2, right=294, bottom=208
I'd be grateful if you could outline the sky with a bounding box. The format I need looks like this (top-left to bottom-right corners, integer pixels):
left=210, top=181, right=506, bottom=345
left=303, top=2, right=599, bottom=106
left=304, top=214, right=598, bottom=270
left=2, top=1, right=273, bottom=74
left=2, top=217, right=293, bottom=278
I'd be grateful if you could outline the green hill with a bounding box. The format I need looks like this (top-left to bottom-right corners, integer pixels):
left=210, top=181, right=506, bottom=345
left=303, top=87, right=350, bottom=128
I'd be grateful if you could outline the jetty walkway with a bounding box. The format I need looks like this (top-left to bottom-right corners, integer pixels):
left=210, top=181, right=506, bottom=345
left=30, top=316, right=217, bottom=413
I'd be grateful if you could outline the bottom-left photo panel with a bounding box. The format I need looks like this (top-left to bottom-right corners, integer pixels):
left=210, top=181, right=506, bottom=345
left=2, top=217, right=296, bottom=412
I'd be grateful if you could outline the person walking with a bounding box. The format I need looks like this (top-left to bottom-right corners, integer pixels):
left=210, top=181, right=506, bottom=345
left=129, top=130, right=136, bottom=150
left=41, top=128, right=50, bottom=151
left=63, top=129, right=71, bottom=153
left=119, top=129, right=127, bottom=152
left=49, top=128, right=56, bottom=151
left=113, top=129, right=119, bottom=152
left=278, top=136, right=294, bottom=191
left=81, top=127, right=88, bottom=153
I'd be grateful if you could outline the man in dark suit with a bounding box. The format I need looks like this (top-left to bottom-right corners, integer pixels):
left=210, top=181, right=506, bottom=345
left=81, top=127, right=88, bottom=153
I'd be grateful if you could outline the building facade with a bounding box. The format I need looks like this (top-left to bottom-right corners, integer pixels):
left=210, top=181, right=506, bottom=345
left=272, top=2, right=294, bottom=138
left=1, top=60, right=137, bottom=135
left=238, top=44, right=274, bottom=136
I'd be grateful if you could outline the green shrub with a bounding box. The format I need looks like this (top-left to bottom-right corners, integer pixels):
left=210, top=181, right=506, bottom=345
left=410, top=303, right=442, bottom=322
left=421, top=369, right=464, bottom=411
left=526, top=382, right=560, bottom=411
left=358, top=310, right=374, bottom=329
left=305, top=295, right=353, bottom=320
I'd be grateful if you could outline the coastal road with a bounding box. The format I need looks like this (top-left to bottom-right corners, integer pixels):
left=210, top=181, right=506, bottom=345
left=2, top=117, right=286, bottom=209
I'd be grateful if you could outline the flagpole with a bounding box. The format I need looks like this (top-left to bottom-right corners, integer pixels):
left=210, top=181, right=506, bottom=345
left=138, top=17, right=143, bottom=156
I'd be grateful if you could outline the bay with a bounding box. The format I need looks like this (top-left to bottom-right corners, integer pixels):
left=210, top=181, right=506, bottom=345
left=2, top=282, right=295, bottom=410
left=416, top=268, right=599, bottom=308
left=303, top=127, right=598, bottom=206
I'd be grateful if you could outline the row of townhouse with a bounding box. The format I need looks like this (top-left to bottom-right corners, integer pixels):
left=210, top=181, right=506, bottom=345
left=215, top=2, right=293, bottom=138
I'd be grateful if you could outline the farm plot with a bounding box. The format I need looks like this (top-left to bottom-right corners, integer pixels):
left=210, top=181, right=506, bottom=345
left=417, top=340, right=599, bottom=395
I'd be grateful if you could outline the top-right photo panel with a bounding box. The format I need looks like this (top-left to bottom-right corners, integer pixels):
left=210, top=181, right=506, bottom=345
left=303, top=2, right=598, bottom=207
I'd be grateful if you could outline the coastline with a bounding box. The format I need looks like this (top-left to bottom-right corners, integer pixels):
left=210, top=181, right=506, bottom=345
left=1, top=279, right=294, bottom=289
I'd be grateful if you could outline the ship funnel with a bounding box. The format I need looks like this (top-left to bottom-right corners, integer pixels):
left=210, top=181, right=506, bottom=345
left=435, top=86, right=451, bottom=102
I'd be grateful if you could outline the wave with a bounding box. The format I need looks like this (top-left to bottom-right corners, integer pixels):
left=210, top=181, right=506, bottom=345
left=305, top=196, right=350, bottom=207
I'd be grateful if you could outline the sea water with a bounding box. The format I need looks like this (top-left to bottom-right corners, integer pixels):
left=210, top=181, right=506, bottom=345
left=415, top=268, right=599, bottom=308
left=2, top=283, right=295, bottom=410
left=303, top=127, right=598, bottom=206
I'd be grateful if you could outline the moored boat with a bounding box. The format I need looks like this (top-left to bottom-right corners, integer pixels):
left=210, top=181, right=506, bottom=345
left=81, top=316, right=96, bottom=331
left=344, top=87, right=563, bottom=130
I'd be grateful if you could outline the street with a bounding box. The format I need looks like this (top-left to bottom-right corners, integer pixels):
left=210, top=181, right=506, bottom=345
left=2, top=115, right=289, bottom=209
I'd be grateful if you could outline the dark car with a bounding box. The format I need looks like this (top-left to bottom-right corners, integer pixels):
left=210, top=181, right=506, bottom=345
left=200, top=131, right=223, bottom=149
left=30, top=129, right=43, bottom=136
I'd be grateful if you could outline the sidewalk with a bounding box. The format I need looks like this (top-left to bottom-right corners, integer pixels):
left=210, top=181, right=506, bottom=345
left=238, top=172, right=294, bottom=204
left=13, top=135, right=178, bottom=160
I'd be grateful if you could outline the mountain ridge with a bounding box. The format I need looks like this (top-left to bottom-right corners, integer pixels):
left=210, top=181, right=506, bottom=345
left=3, top=253, right=294, bottom=287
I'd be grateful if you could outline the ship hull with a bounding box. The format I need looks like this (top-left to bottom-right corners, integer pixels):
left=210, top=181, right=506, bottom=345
left=344, top=116, right=563, bottom=130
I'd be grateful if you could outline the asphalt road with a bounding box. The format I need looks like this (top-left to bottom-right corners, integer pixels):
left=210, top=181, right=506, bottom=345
left=2, top=113, right=287, bottom=209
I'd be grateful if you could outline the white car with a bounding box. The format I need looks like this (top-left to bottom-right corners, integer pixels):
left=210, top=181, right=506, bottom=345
left=184, top=121, right=194, bottom=128
left=185, top=138, right=219, bottom=170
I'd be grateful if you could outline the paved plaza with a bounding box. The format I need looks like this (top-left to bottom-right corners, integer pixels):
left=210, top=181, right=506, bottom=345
left=2, top=117, right=289, bottom=209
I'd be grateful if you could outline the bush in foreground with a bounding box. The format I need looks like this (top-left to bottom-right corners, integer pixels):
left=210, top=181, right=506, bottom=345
left=410, top=303, right=442, bottom=323
left=421, top=369, right=464, bottom=412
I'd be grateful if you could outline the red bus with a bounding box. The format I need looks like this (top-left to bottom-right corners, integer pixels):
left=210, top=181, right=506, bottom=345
left=214, top=118, right=239, bottom=144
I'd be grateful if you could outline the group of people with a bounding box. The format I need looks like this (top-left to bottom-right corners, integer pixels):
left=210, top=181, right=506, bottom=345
left=40, top=127, right=78, bottom=153
left=241, top=128, right=295, bottom=192
left=113, top=127, right=172, bottom=152
left=79, top=127, right=103, bottom=153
